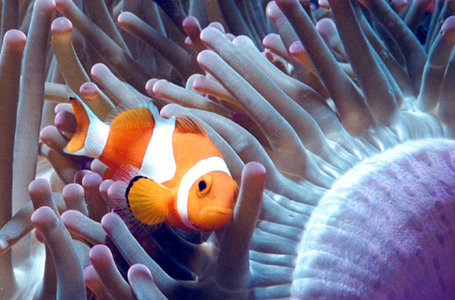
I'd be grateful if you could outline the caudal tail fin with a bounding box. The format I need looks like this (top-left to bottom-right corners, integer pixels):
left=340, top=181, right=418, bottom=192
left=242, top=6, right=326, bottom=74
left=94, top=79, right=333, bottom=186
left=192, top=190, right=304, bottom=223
left=64, top=96, right=109, bottom=158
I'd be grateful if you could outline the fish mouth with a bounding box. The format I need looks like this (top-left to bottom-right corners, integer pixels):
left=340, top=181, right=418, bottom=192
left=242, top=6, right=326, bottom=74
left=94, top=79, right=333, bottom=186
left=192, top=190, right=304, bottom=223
left=194, top=206, right=233, bottom=231
left=199, top=206, right=233, bottom=217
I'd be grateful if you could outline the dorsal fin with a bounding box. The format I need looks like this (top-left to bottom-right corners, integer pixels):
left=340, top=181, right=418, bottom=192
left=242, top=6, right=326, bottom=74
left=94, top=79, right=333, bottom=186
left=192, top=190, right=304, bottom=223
left=175, top=115, right=206, bottom=135
left=110, top=107, right=155, bottom=131
left=104, top=100, right=158, bottom=123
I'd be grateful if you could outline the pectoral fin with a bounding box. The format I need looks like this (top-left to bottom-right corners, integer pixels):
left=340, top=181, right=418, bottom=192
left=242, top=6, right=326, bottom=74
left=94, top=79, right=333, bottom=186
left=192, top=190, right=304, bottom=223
left=125, top=176, right=173, bottom=225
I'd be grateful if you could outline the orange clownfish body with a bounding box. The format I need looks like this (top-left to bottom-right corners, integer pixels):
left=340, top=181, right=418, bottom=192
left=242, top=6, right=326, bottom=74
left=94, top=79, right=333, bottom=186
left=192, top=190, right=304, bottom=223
left=65, top=97, right=238, bottom=232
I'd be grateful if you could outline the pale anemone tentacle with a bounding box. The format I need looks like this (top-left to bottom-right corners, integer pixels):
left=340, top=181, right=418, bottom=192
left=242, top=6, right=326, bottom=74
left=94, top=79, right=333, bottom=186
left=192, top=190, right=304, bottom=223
left=87, top=244, right=135, bottom=300
left=275, top=0, right=375, bottom=136
left=232, top=35, right=370, bottom=158
left=148, top=78, right=232, bottom=118
left=200, top=27, right=352, bottom=174
left=83, top=0, right=131, bottom=55
left=50, top=16, right=114, bottom=119
left=360, top=0, right=428, bottom=91
left=14, top=0, right=55, bottom=210
left=81, top=172, right=108, bottom=222
left=117, top=11, right=201, bottom=81
left=62, top=183, right=88, bottom=215
left=89, top=63, right=148, bottom=109
left=54, top=0, right=150, bottom=92
left=197, top=49, right=332, bottom=186
left=266, top=1, right=324, bottom=90
left=31, top=206, right=87, bottom=299
left=417, top=15, right=455, bottom=112
left=327, top=0, right=399, bottom=126
left=182, top=16, right=205, bottom=52
left=128, top=263, right=167, bottom=299
left=39, top=143, right=80, bottom=184
left=61, top=210, right=108, bottom=245
left=0, top=29, right=26, bottom=299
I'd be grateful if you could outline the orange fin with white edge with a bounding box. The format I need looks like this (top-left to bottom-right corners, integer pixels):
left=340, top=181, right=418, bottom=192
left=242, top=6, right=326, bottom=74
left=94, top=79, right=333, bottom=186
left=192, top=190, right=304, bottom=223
left=125, top=176, right=174, bottom=225
left=65, top=96, right=109, bottom=158
left=109, top=106, right=155, bottom=132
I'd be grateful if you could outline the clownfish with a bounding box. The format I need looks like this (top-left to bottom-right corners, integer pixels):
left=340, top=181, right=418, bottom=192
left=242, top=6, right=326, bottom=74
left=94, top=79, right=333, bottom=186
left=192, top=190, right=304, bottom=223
left=65, top=97, right=238, bottom=232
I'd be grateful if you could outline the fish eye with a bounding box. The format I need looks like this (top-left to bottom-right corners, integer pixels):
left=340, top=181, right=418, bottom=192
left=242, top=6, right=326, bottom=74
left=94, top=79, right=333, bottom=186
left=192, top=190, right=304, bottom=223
left=198, top=180, right=207, bottom=191
left=196, top=175, right=212, bottom=197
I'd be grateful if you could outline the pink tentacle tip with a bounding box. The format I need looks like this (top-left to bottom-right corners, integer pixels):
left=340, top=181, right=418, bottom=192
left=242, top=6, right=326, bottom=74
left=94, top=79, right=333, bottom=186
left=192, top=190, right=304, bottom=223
left=89, top=246, right=114, bottom=271
left=89, top=244, right=111, bottom=260
left=63, top=183, right=83, bottom=195
left=60, top=210, right=72, bottom=224
left=199, top=27, right=214, bottom=44
left=145, top=78, right=159, bottom=97
left=90, top=63, right=110, bottom=79
left=440, top=16, right=455, bottom=43
left=116, top=11, right=131, bottom=25
left=99, top=179, right=113, bottom=196
left=150, top=79, right=168, bottom=99
left=191, top=76, right=211, bottom=95
left=185, top=36, right=195, bottom=49
left=54, top=110, right=76, bottom=133
left=61, top=209, right=83, bottom=231
left=289, top=40, right=305, bottom=56
left=51, top=17, right=72, bottom=34
left=182, top=15, right=199, bottom=27
left=3, top=30, right=26, bottom=50
left=128, top=264, right=153, bottom=280
left=28, top=178, right=51, bottom=197
left=82, top=172, right=103, bottom=188
left=196, top=49, right=217, bottom=69
left=262, top=33, right=282, bottom=48
left=159, top=103, right=183, bottom=119
left=243, top=161, right=267, bottom=179
left=182, top=16, right=201, bottom=36
left=100, top=212, right=120, bottom=229
left=266, top=1, right=283, bottom=21
left=31, top=206, right=58, bottom=233
left=39, top=125, right=55, bottom=143
left=106, top=181, right=125, bottom=199
left=315, top=18, right=337, bottom=37
left=79, top=82, right=99, bottom=99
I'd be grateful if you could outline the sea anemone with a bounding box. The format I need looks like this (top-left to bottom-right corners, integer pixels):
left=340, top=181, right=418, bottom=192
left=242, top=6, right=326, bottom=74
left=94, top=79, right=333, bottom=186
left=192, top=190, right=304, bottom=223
left=1, top=0, right=455, bottom=299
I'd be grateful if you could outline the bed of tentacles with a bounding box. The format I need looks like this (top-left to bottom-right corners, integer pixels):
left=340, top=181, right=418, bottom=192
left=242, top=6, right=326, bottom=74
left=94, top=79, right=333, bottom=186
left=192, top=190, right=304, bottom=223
left=0, top=0, right=455, bottom=299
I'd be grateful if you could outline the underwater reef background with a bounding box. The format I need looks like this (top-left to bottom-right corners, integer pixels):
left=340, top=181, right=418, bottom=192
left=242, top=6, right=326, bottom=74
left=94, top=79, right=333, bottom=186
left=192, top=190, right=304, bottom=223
left=1, top=0, right=455, bottom=299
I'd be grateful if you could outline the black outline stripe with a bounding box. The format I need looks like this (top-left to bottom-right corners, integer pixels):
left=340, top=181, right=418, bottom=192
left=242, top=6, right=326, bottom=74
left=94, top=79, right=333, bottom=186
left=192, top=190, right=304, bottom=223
left=125, top=175, right=147, bottom=208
